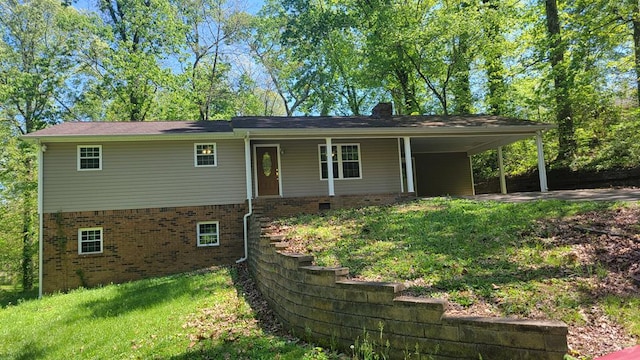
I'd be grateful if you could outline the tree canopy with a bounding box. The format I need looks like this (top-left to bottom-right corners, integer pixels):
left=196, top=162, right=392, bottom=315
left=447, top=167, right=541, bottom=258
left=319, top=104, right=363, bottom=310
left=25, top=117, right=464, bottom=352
left=1, top=0, right=640, bottom=287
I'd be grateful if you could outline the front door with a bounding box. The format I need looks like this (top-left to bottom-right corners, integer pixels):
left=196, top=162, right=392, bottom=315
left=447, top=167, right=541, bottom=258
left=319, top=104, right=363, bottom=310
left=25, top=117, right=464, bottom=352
left=256, top=146, right=280, bottom=196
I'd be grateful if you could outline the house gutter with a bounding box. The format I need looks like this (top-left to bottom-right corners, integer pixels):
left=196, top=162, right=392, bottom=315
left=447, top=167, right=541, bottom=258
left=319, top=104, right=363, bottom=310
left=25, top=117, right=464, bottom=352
left=231, top=125, right=556, bottom=139
left=37, top=141, right=44, bottom=299
left=237, top=133, right=252, bottom=263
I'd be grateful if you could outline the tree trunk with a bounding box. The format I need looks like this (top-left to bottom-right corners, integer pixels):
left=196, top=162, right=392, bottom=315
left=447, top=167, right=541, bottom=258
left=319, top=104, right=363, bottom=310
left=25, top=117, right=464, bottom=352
left=545, top=0, right=575, bottom=164
left=393, top=66, right=419, bottom=115
left=21, top=208, right=34, bottom=290
left=483, top=0, right=506, bottom=115
left=452, top=35, right=472, bottom=114
left=632, top=2, right=640, bottom=106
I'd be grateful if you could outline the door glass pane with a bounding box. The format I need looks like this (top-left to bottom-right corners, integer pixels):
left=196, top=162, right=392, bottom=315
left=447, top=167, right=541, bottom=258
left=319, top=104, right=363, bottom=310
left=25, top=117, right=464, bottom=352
left=262, top=152, right=272, bottom=177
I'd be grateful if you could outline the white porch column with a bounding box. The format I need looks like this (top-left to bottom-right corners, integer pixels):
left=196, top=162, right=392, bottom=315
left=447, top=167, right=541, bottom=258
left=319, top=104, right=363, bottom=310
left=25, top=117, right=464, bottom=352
left=498, top=146, right=507, bottom=194
left=325, top=137, right=335, bottom=196
left=403, top=137, right=415, bottom=193
left=536, top=131, right=549, bottom=192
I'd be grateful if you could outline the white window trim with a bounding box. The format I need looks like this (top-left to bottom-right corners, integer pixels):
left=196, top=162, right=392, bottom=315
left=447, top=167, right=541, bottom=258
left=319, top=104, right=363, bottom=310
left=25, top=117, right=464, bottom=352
left=194, top=143, right=217, bottom=167
left=318, top=143, right=362, bottom=180
left=78, top=227, right=103, bottom=255
left=197, top=221, right=220, bottom=247
left=77, top=145, right=102, bottom=171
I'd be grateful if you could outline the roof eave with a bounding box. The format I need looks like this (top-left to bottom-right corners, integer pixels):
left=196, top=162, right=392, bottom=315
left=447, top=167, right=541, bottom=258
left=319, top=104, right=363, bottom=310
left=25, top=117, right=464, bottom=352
left=233, top=124, right=556, bottom=138
left=21, top=132, right=239, bottom=143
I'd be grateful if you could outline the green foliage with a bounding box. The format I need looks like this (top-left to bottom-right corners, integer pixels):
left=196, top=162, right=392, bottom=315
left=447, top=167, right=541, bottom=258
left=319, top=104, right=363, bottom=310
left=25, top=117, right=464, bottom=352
left=603, top=295, right=640, bottom=338
left=351, top=324, right=391, bottom=360
left=0, top=123, right=38, bottom=289
left=93, top=0, right=187, bottom=121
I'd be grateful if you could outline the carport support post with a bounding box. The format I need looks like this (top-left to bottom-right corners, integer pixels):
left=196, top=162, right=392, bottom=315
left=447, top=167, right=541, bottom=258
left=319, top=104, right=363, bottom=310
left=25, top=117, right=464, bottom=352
left=326, top=137, right=335, bottom=196
left=498, top=146, right=507, bottom=194
left=536, top=131, right=549, bottom=192
left=403, top=137, right=415, bottom=193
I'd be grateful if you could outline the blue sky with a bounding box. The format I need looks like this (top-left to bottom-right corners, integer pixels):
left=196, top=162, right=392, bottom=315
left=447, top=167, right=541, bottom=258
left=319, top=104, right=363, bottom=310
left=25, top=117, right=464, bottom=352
left=72, top=0, right=264, bottom=15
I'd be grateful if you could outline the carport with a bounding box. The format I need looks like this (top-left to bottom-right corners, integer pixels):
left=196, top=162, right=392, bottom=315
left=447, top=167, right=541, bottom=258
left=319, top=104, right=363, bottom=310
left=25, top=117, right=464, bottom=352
left=393, top=115, right=554, bottom=196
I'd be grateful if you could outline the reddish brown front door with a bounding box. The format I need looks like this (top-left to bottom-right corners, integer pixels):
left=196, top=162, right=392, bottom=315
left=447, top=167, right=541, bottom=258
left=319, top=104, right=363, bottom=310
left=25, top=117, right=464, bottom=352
left=256, top=146, right=280, bottom=196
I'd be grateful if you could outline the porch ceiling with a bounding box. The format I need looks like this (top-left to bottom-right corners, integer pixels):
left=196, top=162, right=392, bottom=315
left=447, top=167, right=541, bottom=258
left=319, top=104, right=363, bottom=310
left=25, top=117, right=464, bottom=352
left=409, top=133, right=535, bottom=155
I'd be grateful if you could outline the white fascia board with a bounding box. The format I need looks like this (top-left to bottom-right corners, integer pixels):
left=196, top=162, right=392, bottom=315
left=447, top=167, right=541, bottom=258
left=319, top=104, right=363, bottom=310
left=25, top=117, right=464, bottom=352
left=233, top=125, right=555, bottom=140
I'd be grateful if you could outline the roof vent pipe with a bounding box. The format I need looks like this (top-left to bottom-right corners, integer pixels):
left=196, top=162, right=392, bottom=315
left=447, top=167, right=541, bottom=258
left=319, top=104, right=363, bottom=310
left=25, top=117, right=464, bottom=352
left=371, top=102, right=393, bottom=118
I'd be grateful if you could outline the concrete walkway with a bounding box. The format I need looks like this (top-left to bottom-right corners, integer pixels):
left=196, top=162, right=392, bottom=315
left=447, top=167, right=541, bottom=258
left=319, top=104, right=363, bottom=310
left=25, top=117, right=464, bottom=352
left=466, top=187, right=640, bottom=202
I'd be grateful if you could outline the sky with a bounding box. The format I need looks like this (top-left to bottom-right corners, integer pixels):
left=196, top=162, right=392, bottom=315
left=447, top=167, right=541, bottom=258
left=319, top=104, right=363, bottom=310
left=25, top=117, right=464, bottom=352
left=72, top=0, right=265, bottom=15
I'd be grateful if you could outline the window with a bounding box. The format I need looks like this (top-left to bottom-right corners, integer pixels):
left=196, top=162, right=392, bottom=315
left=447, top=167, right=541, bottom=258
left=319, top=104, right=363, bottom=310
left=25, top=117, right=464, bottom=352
left=197, top=221, right=219, bottom=247
left=78, top=227, right=103, bottom=255
left=194, top=143, right=217, bottom=167
left=78, top=145, right=102, bottom=171
left=319, top=144, right=362, bottom=180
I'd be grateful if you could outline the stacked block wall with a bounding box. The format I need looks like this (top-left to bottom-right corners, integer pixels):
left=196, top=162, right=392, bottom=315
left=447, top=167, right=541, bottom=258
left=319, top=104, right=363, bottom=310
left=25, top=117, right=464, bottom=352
left=248, top=215, right=569, bottom=360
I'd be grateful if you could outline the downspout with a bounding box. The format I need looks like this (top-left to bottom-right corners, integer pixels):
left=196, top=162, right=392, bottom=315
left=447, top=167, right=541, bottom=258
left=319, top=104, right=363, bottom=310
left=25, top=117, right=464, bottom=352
left=37, top=141, right=44, bottom=298
left=237, top=133, right=252, bottom=263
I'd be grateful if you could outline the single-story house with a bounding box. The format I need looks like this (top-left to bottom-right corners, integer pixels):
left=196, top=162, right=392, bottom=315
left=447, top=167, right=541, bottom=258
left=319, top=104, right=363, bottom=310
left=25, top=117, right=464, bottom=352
left=24, top=106, right=554, bottom=294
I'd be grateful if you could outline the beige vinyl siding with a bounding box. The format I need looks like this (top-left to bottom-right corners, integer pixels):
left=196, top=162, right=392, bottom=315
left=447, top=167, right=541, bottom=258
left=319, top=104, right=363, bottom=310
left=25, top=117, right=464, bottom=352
left=414, top=153, right=474, bottom=196
left=43, top=140, right=246, bottom=213
left=261, top=138, right=401, bottom=197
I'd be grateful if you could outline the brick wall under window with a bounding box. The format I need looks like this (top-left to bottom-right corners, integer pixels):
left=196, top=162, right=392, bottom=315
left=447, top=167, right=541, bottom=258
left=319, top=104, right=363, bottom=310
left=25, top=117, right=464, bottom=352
left=42, top=203, right=247, bottom=293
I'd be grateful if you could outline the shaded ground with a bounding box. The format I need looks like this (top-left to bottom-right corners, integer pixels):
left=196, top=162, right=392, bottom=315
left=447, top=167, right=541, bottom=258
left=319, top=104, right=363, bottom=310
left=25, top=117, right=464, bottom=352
left=415, top=206, right=640, bottom=357
left=538, top=206, right=640, bottom=357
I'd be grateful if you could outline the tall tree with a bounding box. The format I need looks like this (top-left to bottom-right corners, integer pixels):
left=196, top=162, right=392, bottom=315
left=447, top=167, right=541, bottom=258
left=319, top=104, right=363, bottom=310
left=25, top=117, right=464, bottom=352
left=355, top=0, right=422, bottom=115
left=179, top=0, right=246, bottom=120
left=240, top=1, right=316, bottom=116
left=279, top=0, right=380, bottom=115
left=481, top=0, right=508, bottom=115
left=93, top=0, right=185, bottom=121
left=544, top=0, right=576, bottom=163
left=0, top=0, right=88, bottom=288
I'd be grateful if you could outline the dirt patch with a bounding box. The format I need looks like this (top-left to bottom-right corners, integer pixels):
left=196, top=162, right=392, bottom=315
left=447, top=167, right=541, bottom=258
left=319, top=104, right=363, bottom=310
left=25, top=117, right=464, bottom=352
left=539, top=206, right=640, bottom=357
left=542, top=206, right=640, bottom=296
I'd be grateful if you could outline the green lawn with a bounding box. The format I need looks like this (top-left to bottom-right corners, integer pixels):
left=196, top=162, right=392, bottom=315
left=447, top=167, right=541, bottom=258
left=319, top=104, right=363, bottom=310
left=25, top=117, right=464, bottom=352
left=0, top=267, right=330, bottom=360
left=275, top=198, right=640, bottom=345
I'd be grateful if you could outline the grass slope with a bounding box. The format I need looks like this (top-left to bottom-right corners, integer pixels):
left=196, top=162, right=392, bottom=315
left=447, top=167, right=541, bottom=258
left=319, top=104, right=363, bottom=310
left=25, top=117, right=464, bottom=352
left=0, top=267, right=322, bottom=360
left=276, top=198, right=640, bottom=356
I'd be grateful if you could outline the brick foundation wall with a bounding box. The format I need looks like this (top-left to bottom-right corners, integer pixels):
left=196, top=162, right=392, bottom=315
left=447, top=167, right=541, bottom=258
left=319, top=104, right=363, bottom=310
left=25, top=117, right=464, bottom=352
left=254, top=193, right=415, bottom=218
left=248, top=215, right=569, bottom=360
left=42, top=203, right=247, bottom=293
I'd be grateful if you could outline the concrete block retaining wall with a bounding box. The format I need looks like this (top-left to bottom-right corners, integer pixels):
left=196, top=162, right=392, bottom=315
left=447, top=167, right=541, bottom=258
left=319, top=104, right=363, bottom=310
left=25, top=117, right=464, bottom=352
left=248, top=215, right=569, bottom=360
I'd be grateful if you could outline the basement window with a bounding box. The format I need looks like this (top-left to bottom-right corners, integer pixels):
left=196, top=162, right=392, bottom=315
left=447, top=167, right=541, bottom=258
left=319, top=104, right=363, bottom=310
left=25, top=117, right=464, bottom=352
left=197, top=221, right=219, bottom=247
left=78, top=227, right=103, bottom=255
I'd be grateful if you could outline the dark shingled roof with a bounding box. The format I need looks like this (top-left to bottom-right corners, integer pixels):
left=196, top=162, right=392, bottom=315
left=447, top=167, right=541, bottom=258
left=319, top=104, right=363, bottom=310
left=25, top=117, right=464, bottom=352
left=231, top=115, right=548, bottom=129
left=24, top=116, right=553, bottom=139
left=24, top=121, right=232, bottom=137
